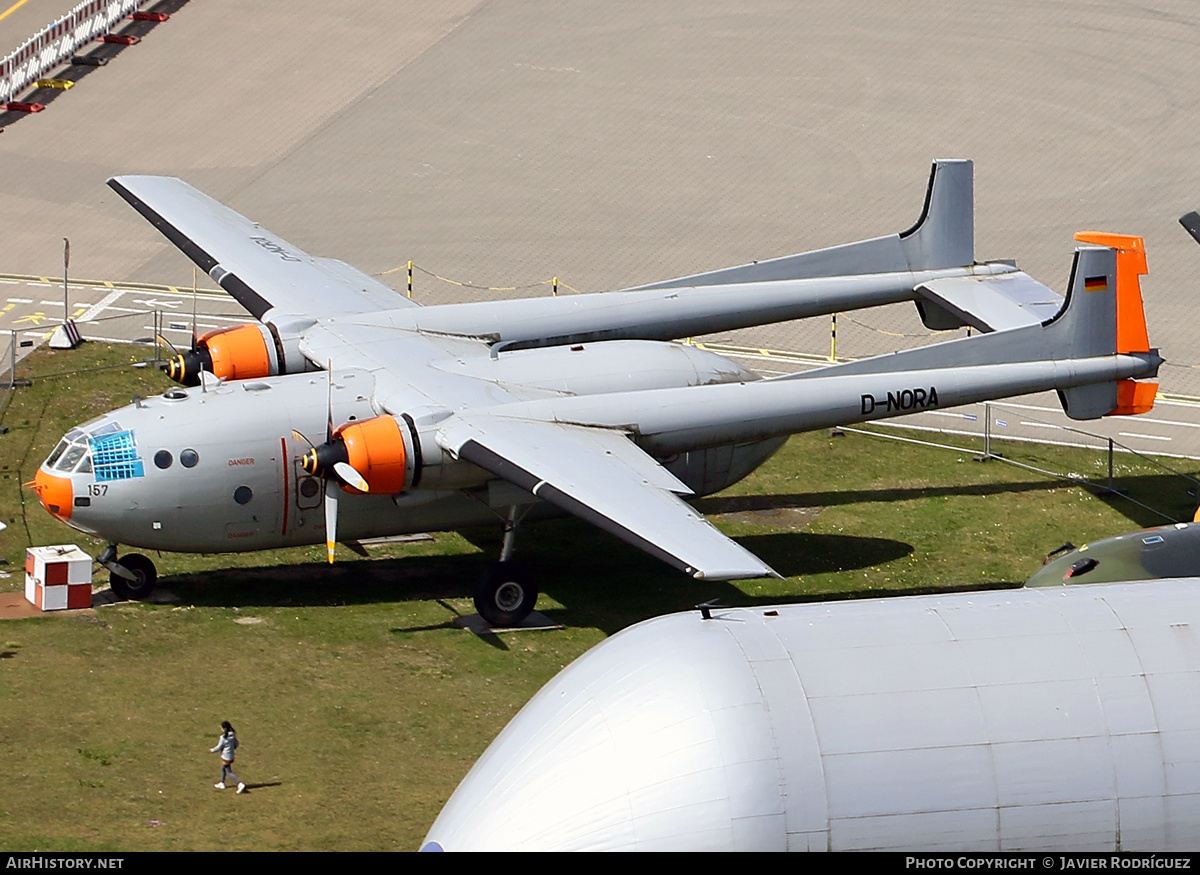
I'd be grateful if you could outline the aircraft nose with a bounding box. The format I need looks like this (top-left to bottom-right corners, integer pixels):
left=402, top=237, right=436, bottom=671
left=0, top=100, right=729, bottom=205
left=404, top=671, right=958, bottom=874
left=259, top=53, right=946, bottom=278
left=30, top=467, right=73, bottom=520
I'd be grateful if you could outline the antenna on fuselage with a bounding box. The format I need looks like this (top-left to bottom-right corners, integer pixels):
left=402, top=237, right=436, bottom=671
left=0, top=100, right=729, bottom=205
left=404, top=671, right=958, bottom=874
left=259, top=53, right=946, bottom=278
left=191, top=267, right=198, bottom=346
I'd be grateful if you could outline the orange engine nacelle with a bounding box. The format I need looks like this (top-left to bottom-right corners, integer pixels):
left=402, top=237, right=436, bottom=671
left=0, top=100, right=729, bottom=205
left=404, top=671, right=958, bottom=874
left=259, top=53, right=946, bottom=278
left=168, top=323, right=278, bottom=385
left=198, top=324, right=274, bottom=381
left=335, top=416, right=409, bottom=495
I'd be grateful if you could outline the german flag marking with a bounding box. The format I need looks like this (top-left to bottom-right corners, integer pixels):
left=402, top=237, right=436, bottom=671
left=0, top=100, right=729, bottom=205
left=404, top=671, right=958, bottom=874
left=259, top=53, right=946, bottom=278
left=1084, top=275, right=1108, bottom=292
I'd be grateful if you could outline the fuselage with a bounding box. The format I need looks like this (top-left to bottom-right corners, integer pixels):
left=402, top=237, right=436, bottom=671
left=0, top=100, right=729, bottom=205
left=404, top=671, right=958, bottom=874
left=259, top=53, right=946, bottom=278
left=32, top=340, right=782, bottom=553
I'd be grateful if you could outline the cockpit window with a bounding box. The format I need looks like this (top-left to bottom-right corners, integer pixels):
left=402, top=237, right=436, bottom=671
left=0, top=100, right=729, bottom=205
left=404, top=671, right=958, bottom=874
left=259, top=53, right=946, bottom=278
left=56, top=444, right=88, bottom=472
left=44, top=421, right=126, bottom=473
left=45, top=440, right=69, bottom=468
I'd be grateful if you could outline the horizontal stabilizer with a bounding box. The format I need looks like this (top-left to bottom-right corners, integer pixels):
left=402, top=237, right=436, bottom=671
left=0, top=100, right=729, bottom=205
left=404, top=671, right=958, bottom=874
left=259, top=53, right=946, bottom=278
left=775, top=242, right=1160, bottom=420
left=436, top=415, right=777, bottom=581
left=915, top=272, right=1063, bottom=333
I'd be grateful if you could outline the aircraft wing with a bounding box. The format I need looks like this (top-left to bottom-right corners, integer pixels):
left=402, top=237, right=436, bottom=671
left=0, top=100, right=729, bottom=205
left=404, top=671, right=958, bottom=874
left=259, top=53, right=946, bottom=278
left=436, top=415, right=778, bottom=581
left=108, top=176, right=413, bottom=320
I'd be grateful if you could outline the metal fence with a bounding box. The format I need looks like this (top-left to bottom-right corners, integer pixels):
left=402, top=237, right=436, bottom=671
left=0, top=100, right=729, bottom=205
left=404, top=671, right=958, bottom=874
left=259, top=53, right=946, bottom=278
left=0, top=0, right=146, bottom=104
left=845, top=399, right=1200, bottom=524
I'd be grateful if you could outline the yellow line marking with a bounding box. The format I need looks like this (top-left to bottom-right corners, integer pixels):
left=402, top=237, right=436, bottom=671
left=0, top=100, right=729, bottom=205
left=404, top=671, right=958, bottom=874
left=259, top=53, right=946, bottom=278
left=0, top=0, right=33, bottom=25
left=0, top=273, right=227, bottom=296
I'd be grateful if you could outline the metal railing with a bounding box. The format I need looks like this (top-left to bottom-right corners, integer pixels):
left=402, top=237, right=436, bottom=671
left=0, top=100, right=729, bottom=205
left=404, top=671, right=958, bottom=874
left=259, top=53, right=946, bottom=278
left=0, top=0, right=145, bottom=104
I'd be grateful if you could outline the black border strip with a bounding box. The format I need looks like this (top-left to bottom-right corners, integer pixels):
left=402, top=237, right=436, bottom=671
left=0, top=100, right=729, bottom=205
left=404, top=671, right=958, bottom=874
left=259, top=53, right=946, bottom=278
left=107, top=178, right=272, bottom=320
left=897, top=160, right=938, bottom=239
left=401, top=413, right=423, bottom=490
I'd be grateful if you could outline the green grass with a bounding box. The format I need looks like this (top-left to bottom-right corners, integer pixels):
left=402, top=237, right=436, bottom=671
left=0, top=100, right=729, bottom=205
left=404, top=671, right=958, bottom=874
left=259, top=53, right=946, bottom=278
left=1, top=343, right=1197, bottom=850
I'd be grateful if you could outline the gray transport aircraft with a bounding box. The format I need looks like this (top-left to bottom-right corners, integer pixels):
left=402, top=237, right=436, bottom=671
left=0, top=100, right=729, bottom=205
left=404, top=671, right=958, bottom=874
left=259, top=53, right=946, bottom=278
left=31, top=160, right=1161, bottom=626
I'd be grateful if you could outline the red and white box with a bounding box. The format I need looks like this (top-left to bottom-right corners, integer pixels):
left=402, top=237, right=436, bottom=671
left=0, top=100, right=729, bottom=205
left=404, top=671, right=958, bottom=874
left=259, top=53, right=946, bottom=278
left=25, top=546, right=93, bottom=611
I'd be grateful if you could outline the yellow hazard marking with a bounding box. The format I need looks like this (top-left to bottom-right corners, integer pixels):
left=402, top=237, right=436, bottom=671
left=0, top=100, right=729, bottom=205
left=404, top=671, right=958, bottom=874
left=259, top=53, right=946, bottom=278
left=382, top=262, right=580, bottom=294
left=35, top=79, right=73, bottom=90
left=14, top=312, right=47, bottom=325
left=2, top=304, right=12, bottom=311
left=0, top=273, right=226, bottom=295
left=0, top=0, right=32, bottom=24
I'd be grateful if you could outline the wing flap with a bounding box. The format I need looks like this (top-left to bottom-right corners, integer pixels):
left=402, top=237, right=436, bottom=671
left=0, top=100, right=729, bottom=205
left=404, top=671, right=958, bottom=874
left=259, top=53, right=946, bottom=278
left=108, top=176, right=412, bottom=320
left=437, top=416, right=777, bottom=581
left=916, top=272, right=1064, bottom=332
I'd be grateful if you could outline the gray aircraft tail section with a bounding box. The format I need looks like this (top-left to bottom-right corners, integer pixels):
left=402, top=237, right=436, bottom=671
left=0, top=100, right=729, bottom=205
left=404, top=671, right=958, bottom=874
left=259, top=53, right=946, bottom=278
left=628, top=159, right=975, bottom=291
left=780, top=236, right=1160, bottom=420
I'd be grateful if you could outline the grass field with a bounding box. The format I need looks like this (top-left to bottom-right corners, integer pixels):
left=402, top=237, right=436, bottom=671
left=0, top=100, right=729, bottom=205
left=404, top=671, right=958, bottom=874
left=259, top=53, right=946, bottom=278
left=1, top=343, right=1197, bottom=850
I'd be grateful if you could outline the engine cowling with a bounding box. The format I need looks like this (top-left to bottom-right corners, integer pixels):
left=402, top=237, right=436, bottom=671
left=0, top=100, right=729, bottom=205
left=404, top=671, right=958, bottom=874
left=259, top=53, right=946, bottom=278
left=302, top=415, right=411, bottom=495
left=168, top=320, right=316, bottom=386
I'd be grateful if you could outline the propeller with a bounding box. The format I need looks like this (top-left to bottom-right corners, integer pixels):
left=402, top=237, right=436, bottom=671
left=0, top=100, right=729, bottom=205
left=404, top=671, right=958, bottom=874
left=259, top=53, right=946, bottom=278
left=155, top=332, right=181, bottom=362
left=292, top=429, right=370, bottom=563
left=164, top=340, right=211, bottom=386
left=165, top=272, right=206, bottom=385
left=291, top=367, right=370, bottom=563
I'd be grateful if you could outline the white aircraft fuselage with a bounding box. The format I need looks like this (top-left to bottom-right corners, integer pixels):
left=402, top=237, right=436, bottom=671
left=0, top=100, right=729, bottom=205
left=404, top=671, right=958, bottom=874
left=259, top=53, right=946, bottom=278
left=37, top=341, right=782, bottom=553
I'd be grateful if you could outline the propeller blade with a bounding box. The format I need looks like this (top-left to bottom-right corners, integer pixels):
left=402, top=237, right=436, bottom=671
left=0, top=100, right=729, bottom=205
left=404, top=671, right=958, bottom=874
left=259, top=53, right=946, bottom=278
left=291, top=429, right=314, bottom=449
left=332, top=461, right=369, bottom=493
left=191, top=267, right=198, bottom=347
left=324, top=485, right=339, bottom=564
left=155, top=334, right=179, bottom=356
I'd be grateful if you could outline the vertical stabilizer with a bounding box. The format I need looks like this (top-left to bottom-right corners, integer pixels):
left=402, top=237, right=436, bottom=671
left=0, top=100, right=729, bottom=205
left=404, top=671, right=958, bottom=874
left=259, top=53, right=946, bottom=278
left=1054, top=241, right=1157, bottom=419
left=1072, top=232, right=1150, bottom=354
left=629, top=159, right=976, bottom=290
left=897, top=158, right=974, bottom=273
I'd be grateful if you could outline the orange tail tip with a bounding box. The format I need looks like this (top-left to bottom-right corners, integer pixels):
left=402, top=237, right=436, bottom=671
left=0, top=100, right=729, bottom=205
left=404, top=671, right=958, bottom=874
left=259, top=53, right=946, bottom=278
left=1109, top=379, right=1157, bottom=416
left=1074, top=232, right=1150, bottom=355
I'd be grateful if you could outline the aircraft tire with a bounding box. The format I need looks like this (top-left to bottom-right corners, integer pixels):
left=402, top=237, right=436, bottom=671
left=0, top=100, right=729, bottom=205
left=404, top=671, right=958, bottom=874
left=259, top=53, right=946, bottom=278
left=110, top=553, right=157, bottom=600
left=475, top=562, right=538, bottom=627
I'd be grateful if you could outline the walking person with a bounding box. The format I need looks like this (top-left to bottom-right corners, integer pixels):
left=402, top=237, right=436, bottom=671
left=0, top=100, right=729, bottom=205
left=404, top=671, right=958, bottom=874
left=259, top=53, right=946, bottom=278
left=211, top=720, right=246, bottom=794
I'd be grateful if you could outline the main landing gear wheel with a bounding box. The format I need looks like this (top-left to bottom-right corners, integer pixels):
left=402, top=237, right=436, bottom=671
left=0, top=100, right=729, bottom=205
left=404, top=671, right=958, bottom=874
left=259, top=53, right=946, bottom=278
left=109, top=553, right=157, bottom=601
left=474, top=562, right=538, bottom=628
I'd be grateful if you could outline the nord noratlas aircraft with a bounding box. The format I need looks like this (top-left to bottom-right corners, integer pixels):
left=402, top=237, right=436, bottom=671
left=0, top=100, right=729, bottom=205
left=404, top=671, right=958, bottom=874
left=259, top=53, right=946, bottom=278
left=30, top=160, right=1161, bottom=626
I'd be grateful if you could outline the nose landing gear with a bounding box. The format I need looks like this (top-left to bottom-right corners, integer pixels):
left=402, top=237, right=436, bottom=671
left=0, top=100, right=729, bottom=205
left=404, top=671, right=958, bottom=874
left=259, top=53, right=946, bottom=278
left=98, top=544, right=157, bottom=600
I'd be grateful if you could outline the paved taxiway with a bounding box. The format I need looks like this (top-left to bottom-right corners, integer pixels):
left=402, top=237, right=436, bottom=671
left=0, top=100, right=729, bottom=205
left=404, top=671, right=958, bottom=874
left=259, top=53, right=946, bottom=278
left=2, top=1, right=1199, bottom=457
